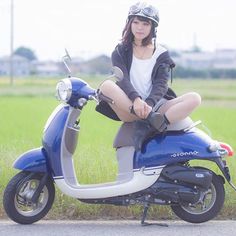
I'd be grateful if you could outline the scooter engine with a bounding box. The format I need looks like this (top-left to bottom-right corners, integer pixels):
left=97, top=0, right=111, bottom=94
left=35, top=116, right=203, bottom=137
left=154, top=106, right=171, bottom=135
left=149, top=165, right=213, bottom=205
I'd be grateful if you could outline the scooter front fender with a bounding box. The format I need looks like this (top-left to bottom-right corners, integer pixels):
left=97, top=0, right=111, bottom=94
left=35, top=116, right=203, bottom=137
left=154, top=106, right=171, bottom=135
left=13, top=147, right=48, bottom=173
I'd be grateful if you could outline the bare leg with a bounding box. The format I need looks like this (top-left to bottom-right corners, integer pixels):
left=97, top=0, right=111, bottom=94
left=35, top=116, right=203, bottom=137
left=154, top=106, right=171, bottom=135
left=99, top=80, right=137, bottom=122
left=158, top=92, right=201, bottom=123
left=99, top=80, right=201, bottom=124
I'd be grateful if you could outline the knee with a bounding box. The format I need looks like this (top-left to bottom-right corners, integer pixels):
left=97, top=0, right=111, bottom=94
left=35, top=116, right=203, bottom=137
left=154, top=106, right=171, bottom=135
left=187, top=92, right=201, bottom=108
left=99, top=80, right=116, bottom=94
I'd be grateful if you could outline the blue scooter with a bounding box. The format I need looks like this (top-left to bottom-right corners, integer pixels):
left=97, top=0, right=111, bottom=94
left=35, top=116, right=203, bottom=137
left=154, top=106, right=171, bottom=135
left=3, top=53, right=235, bottom=225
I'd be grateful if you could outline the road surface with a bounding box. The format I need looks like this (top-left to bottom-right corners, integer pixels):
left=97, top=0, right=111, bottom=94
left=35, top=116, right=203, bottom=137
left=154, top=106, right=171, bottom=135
left=0, top=220, right=235, bottom=236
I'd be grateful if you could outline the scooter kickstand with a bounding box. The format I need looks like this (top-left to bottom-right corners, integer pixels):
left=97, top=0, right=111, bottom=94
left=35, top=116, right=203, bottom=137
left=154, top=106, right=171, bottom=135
left=141, top=203, right=168, bottom=227
left=141, top=204, right=151, bottom=226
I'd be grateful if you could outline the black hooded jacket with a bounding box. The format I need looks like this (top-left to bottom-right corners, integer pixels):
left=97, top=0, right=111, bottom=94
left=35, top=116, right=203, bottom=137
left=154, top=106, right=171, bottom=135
left=96, top=42, right=177, bottom=120
left=112, top=42, right=176, bottom=107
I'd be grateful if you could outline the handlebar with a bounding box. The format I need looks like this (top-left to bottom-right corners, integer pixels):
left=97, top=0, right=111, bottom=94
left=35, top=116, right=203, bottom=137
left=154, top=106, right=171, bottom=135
left=80, top=91, right=114, bottom=107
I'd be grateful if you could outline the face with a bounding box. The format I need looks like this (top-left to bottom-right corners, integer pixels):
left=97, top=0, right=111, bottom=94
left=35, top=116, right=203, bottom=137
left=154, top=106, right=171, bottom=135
left=131, top=17, right=152, bottom=41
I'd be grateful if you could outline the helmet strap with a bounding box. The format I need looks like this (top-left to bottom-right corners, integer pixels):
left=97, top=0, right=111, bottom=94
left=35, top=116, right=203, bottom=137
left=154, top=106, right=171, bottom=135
left=153, top=37, right=156, bottom=54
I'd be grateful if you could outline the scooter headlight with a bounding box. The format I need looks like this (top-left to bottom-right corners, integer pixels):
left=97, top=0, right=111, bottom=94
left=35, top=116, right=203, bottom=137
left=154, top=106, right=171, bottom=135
left=56, top=79, right=72, bottom=102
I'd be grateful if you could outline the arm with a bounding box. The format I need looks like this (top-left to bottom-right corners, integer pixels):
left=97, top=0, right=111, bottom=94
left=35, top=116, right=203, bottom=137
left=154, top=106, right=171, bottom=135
left=145, top=51, right=175, bottom=107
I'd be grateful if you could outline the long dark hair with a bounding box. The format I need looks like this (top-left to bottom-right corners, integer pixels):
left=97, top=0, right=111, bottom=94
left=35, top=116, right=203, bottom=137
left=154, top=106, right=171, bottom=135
left=122, top=16, right=156, bottom=46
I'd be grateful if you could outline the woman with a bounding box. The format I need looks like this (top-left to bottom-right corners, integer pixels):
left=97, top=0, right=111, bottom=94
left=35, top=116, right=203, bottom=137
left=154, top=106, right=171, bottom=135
left=96, top=2, right=201, bottom=150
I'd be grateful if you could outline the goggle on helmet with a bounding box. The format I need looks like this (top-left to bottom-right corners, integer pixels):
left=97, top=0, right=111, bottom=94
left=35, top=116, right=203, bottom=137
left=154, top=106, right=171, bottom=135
left=128, top=2, right=159, bottom=27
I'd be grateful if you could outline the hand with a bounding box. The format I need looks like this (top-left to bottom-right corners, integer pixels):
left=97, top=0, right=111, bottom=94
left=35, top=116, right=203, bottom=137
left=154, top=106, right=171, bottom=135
left=133, top=97, right=152, bottom=119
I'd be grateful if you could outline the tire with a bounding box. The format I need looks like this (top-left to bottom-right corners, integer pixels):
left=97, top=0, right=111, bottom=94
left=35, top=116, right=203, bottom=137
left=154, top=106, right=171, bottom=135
left=171, top=170, right=225, bottom=223
left=3, top=171, right=55, bottom=224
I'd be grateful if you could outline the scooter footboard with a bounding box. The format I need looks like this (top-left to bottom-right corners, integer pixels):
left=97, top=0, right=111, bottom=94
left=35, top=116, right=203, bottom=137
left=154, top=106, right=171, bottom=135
left=13, top=147, right=48, bottom=172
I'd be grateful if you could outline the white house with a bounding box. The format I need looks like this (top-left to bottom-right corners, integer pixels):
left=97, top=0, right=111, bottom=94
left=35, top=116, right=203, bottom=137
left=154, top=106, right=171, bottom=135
left=31, top=61, right=61, bottom=76
left=172, top=49, right=236, bottom=70
left=213, top=49, right=236, bottom=69
left=0, top=55, right=30, bottom=76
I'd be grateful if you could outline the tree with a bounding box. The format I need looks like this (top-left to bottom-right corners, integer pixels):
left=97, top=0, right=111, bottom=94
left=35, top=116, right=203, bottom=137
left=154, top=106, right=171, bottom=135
left=14, top=46, right=37, bottom=61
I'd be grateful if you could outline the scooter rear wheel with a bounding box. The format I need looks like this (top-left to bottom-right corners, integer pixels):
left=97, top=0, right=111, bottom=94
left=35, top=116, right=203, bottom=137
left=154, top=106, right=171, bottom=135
left=171, top=171, right=225, bottom=223
left=3, top=171, right=55, bottom=224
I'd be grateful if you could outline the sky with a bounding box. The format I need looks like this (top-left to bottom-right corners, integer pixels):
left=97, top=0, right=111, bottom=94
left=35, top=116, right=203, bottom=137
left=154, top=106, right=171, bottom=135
left=1, top=0, right=236, bottom=61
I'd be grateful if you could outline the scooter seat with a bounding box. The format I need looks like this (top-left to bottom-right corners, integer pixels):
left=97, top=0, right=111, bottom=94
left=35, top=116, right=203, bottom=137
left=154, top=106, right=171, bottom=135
left=113, top=117, right=194, bottom=148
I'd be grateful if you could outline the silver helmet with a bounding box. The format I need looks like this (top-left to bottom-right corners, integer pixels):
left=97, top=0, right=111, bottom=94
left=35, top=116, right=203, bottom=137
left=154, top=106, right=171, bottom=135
left=128, top=2, right=159, bottom=27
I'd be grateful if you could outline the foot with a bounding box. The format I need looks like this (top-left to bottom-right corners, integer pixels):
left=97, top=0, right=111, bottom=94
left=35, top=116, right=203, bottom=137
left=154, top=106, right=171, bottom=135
left=146, top=112, right=167, bottom=132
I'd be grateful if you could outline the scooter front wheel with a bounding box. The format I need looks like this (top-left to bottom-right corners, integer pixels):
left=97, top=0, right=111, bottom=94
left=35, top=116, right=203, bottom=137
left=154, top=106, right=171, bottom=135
left=171, top=171, right=225, bottom=223
left=3, top=171, right=55, bottom=224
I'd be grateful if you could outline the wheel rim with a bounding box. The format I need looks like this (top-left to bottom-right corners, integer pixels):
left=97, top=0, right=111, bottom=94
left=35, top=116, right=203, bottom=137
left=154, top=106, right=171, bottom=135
left=14, top=179, right=49, bottom=217
left=181, top=183, right=217, bottom=215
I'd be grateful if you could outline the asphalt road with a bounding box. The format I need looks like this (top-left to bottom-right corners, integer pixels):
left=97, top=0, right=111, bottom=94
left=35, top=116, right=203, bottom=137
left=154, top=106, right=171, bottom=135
left=0, top=220, right=236, bottom=236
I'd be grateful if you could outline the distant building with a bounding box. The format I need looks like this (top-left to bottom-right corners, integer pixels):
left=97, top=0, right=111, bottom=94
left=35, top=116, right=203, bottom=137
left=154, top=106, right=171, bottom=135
left=70, top=54, right=111, bottom=75
left=0, top=55, right=30, bottom=76
left=1, top=48, right=236, bottom=78
left=31, top=61, right=61, bottom=76
left=213, top=49, right=236, bottom=69
left=0, top=56, right=62, bottom=77
left=180, top=51, right=213, bottom=69
left=172, top=49, right=236, bottom=70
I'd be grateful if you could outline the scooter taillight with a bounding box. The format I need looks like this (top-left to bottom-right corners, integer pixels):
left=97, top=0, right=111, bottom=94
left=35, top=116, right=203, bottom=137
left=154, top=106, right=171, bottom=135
left=219, top=142, right=234, bottom=157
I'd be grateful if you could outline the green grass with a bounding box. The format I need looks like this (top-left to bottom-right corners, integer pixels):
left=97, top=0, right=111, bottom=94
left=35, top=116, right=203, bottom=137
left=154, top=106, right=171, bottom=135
left=0, top=77, right=236, bottom=220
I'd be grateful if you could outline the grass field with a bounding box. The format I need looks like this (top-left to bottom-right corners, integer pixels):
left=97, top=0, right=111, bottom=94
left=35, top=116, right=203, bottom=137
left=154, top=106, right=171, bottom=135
left=0, top=76, right=236, bottom=220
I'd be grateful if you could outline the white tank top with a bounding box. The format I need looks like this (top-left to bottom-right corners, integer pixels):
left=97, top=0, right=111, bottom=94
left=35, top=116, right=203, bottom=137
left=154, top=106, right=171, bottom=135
left=130, top=44, right=167, bottom=99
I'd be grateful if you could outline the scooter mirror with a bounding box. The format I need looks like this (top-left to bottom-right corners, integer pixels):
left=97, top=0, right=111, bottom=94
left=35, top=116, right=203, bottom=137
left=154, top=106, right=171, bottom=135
left=109, top=66, right=124, bottom=81
left=62, top=48, right=72, bottom=77
left=64, top=48, right=72, bottom=61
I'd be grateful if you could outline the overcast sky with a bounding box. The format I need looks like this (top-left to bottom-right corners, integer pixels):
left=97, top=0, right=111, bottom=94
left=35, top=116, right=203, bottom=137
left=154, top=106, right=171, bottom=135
left=1, top=0, right=236, bottom=60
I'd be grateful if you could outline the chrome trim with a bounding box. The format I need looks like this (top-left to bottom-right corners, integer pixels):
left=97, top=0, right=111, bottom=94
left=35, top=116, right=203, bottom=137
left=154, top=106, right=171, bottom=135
left=53, top=176, right=64, bottom=180
left=229, top=181, right=236, bottom=191
left=184, top=120, right=202, bottom=132
left=208, top=141, right=220, bottom=152
left=56, top=78, right=72, bottom=102
left=133, top=165, right=165, bottom=173
left=208, top=141, right=229, bottom=157
left=218, top=148, right=229, bottom=157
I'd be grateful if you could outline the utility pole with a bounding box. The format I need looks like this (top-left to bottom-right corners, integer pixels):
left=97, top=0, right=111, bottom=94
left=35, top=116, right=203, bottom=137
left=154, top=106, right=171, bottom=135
left=10, top=0, right=14, bottom=85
